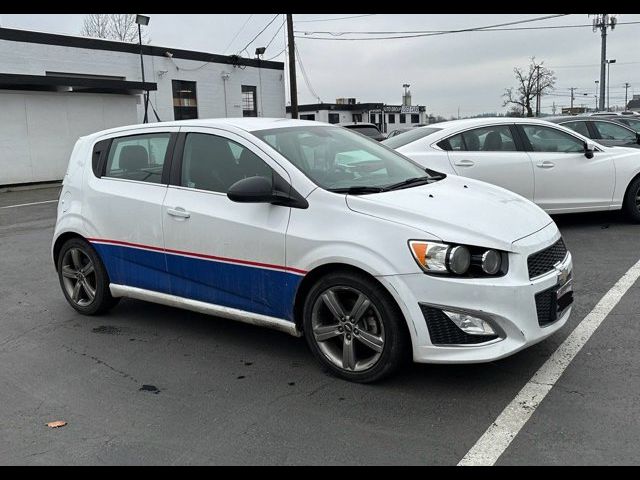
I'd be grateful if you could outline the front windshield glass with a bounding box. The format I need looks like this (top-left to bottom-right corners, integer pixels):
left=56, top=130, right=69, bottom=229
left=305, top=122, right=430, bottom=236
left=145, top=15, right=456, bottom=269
left=252, top=125, right=433, bottom=191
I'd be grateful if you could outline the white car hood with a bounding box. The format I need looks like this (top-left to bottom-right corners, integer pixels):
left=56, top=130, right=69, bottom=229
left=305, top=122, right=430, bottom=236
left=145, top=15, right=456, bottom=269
left=346, top=175, right=553, bottom=251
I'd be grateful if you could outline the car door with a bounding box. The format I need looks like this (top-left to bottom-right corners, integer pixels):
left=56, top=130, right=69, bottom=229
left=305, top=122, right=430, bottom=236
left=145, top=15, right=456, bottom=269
left=590, top=120, right=639, bottom=148
left=517, top=123, right=615, bottom=212
left=162, top=127, right=295, bottom=320
left=441, top=124, right=535, bottom=200
left=83, top=127, right=179, bottom=294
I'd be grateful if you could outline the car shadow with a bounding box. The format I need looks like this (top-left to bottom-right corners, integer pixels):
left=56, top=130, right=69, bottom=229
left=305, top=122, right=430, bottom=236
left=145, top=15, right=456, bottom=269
left=551, top=209, right=631, bottom=230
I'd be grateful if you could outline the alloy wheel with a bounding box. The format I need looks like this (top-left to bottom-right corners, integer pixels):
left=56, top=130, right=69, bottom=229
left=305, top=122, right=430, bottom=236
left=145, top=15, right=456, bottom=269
left=311, top=286, right=385, bottom=372
left=61, top=248, right=97, bottom=307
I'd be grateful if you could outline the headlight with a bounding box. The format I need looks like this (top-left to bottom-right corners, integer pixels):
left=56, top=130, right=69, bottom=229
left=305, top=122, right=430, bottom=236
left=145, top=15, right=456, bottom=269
left=409, top=241, right=507, bottom=277
left=481, top=249, right=502, bottom=275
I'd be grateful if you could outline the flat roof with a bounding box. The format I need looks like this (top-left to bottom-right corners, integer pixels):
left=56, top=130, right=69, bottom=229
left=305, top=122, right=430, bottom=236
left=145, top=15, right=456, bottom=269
left=0, top=27, right=284, bottom=72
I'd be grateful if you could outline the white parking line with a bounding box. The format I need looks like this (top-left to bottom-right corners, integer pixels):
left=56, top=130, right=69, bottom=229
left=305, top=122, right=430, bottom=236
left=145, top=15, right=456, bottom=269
left=0, top=200, right=58, bottom=209
left=458, top=258, right=640, bottom=466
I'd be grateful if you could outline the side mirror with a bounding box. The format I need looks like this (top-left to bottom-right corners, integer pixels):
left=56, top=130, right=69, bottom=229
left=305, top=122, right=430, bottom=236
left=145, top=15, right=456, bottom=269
left=227, top=176, right=274, bottom=203
left=227, top=175, right=309, bottom=209
left=584, top=141, right=595, bottom=159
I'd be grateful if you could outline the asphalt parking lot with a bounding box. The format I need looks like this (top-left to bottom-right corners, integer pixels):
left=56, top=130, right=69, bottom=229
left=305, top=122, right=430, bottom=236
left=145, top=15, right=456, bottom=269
left=0, top=185, right=638, bottom=465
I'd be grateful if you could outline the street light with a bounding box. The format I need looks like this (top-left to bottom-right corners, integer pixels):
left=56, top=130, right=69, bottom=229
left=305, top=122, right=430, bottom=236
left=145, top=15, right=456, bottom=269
left=135, top=14, right=151, bottom=123
left=606, top=59, right=616, bottom=111
left=255, top=47, right=266, bottom=59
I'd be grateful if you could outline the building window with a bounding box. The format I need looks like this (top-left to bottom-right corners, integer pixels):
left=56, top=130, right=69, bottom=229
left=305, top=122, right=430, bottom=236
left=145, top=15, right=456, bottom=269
left=328, top=113, right=340, bottom=124
left=300, top=114, right=316, bottom=120
left=242, top=85, right=258, bottom=117
left=388, top=114, right=395, bottom=124
left=400, top=114, right=406, bottom=124
left=353, top=113, right=362, bottom=123
left=172, top=80, right=198, bottom=120
left=411, top=113, right=420, bottom=123
left=370, top=113, right=377, bottom=123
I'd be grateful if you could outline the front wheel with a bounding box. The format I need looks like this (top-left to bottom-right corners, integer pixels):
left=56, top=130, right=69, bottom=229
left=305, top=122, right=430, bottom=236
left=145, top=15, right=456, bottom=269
left=302, top=271, right=410, bottom=383
left=57, top=237, right=119, bottom=315
left=623, top=177, right=640, bottom=223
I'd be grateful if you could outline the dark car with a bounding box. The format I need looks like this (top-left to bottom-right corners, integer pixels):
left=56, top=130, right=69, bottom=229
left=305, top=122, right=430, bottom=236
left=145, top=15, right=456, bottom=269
left=546, top=116, right=640, bottom=149
left=337, top=122, right=386, bottom=141
left=587, top=114, right=640, bottom=133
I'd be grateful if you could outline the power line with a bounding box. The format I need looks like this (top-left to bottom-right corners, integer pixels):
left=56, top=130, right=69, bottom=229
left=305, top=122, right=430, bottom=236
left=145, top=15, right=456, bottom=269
left=296, top=18, right=640, bottom=41
left=295, top=14, right=570, bottom=39
left=236, top=14, right=280, bottom=55
left=264, top=15, right=286, bottom=52
left=295, top=14, right=376, bottom=23
left=295, top=44, right=321, bottom=102
left=265, top=46, right=286, bottom=61
left=223, top=14, right=254, bottom=54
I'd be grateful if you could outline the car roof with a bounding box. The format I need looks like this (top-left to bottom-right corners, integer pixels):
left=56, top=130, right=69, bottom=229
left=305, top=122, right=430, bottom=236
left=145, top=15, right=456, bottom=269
left=80, top=117, right=329, bottom=140
left=426, top=117, right=557, bottom=130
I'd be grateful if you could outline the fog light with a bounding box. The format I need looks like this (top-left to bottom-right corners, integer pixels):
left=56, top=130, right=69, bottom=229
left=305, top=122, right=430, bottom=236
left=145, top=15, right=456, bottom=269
left=443, top=311, right=496, bottom=336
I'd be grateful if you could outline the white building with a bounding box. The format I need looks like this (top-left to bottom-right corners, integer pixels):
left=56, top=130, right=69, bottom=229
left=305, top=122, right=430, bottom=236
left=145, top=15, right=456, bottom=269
left=286, top=97, right=428, bottom=134
left=0, top=27, right=285, bottom=186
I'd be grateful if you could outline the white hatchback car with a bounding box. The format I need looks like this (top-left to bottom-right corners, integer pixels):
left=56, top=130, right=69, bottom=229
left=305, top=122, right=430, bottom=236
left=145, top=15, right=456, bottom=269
left=53, top=118, right=573, bottom=382
left=384, top=117, right=640, bottom=222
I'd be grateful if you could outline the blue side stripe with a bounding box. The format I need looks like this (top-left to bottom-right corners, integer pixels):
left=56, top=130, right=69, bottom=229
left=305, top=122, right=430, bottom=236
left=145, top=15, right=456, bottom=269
left=92, top=243, right=301, bottom=321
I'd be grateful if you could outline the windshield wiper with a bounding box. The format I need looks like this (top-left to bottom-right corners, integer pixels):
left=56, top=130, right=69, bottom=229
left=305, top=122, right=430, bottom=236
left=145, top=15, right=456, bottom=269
left=328, top=186, right=387, bottom=195
left=383, top=176, right=434, bottom=191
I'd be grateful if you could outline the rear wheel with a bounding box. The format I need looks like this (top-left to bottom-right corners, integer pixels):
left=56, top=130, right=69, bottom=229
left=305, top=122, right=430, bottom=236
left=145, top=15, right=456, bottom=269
left=57, top=237, right=119, bottom=315
left=623, top=177, right=640, bottom=223
left=302, top=271, right=410, bottom=383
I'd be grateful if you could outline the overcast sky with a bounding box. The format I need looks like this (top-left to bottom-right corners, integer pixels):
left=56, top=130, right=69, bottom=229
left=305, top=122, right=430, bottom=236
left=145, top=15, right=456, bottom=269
left=1, top=13, right=639, bottom=118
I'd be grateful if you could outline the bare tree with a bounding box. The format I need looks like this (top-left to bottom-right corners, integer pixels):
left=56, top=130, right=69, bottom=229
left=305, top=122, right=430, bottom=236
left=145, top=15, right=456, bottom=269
left=80, top=14, right=149, bottom=43
left=503, top=57, right=555, bottom=117
left=80, top=14, right=111, bottom=39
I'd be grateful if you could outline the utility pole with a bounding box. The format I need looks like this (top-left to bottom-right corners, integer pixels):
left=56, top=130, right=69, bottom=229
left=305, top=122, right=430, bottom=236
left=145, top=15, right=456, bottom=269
left=286, top=14, right=298, bottom=119
left=535, top=65, right=541, bottom=117
left=593, top=14, right=617, bottom=112
left=569, top=87, right=576, bottom=112
left=624, top=82, right=631, bottom=109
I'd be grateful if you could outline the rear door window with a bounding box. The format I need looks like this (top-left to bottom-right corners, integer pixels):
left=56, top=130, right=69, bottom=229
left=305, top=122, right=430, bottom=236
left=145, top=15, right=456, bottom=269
left=104, top=133, right=171, bottom=184
left=561, top=121, right=590, bottom=138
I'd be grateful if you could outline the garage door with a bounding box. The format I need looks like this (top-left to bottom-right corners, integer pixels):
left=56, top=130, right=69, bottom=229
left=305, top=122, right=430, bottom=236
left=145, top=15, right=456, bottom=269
left=0, top=90, right=138, bottom=185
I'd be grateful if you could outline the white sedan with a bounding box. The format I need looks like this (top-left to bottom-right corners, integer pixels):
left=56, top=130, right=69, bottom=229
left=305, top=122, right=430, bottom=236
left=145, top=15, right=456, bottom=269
left=384, top=117, right=640, bottom=222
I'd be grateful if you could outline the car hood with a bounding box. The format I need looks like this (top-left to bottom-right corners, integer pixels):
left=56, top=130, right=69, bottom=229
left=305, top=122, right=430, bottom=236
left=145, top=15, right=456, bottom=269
left=345, top=175, right=553, bottom=251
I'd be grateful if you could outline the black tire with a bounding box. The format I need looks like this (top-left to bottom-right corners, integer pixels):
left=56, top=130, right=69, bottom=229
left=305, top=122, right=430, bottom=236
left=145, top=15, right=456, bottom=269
left=623, top=176, right=640, bottom=223
left=57, top=237, right=119, bottom=315
left=302, top=270, right=410, bottom=383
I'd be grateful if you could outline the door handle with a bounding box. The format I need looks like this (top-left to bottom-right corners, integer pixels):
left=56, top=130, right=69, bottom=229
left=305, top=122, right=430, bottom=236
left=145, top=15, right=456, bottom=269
left=167, top=207, right=191, bottom=219
left=536, top=161, right=555, bottom=169
left=454, top=159, right=475, bottom=167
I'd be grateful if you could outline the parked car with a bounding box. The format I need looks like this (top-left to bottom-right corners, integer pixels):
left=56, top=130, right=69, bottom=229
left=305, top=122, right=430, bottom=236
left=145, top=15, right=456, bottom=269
left=577, top=114, right=640, bottom=133
left=337, top=122, right=386, bottom=141
left=545, top=116, right=640, bottom=149
left=589, top=110, right=640, bottom=117
left=384, top=118, right=640, bottom=222
left=387, top=124, right=430, bottom=139
left=53, top=118, right=573, bottom=383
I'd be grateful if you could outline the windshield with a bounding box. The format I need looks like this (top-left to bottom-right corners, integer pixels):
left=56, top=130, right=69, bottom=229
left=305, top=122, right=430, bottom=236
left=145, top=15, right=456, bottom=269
left=383, top=127, right=442, bottom=149
left=252, top=125, right=433, bottom=191
left=343, top=125, right=382, bottom=138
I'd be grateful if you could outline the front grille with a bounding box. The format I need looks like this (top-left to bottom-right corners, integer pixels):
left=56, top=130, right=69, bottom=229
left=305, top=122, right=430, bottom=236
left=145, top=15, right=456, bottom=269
left=535, top=285, right=573, bottom=327
left=420, top=305, right=498, bottom=345
left=528, top=238, right=568, bottom=279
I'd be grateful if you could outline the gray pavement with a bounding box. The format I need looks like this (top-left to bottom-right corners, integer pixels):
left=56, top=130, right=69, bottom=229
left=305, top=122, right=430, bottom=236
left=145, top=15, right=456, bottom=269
left=0, top=188, right=638, bottom=465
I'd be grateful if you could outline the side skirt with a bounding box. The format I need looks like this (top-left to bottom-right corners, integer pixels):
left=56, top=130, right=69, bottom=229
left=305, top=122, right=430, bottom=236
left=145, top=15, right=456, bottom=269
left=109, top=284, right=301, bottom=337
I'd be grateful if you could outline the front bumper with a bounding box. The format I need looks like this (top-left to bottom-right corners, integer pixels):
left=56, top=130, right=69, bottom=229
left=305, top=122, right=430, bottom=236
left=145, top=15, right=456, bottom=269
left=378, top=225, right=573, bottom=364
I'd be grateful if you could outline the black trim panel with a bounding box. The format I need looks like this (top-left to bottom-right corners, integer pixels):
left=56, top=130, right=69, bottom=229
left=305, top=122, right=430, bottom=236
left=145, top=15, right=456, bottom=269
left=0, top=27, right=284, bottom=71
left=0, top=73, right=156, bottom=93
